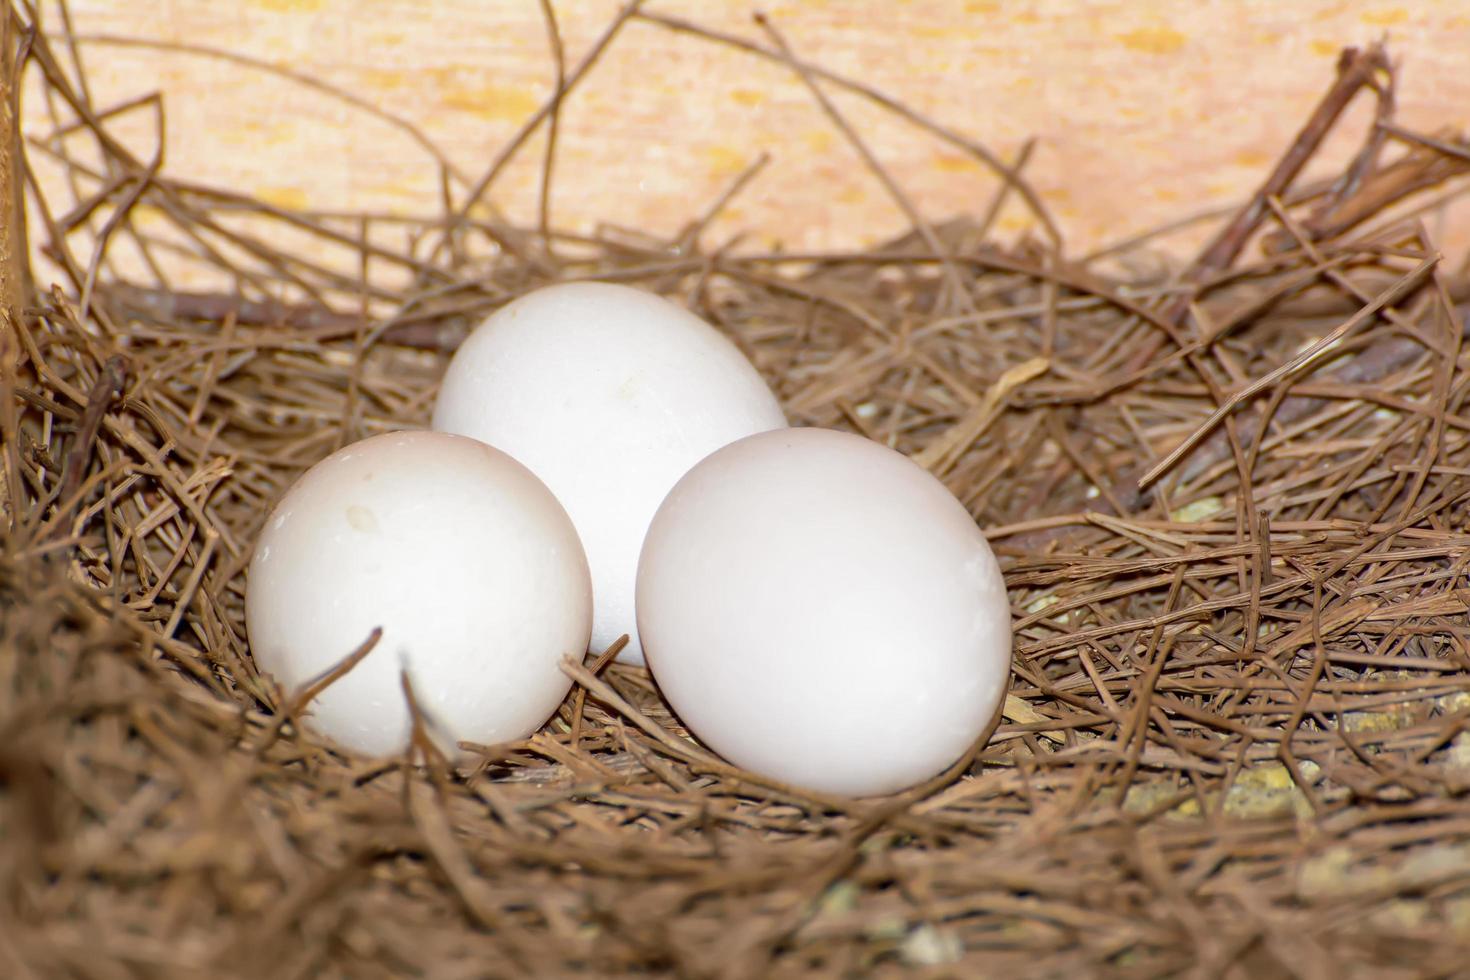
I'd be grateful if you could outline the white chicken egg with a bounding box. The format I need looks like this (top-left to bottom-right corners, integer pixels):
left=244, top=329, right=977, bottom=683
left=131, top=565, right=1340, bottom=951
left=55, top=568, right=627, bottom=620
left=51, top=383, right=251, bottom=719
left=246, top=430, right=591, bottom=758
left=432, top=281, right=787, bottom=665
left=636, top=427, right=1012, bottom=797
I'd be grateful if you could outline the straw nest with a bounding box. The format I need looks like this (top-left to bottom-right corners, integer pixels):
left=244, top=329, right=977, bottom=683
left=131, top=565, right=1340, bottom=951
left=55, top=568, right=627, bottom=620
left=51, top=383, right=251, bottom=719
left=5, top=5, right=1470, bottom=977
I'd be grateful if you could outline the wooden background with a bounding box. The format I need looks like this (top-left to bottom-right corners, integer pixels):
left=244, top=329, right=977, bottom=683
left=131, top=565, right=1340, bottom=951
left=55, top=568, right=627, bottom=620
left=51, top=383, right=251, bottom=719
left=22, top=0, right=1470, bottom=279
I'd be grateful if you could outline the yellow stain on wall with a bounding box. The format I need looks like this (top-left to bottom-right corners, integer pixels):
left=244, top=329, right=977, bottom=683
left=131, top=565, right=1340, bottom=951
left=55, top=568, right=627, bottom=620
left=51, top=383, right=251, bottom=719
left=257, top=186, right=310, bottom=210
left=1310, top=39, right=1342, bottom=57
left=705, top=144, right=751, bottom=178
left=804, top=130, right=836, bottom=154
left=360, top=69, right=408, bottom=91
left=913, top=24, right=972, bottom=41
left=1117, top=27, right=1189, bottom=55
left=364, top=179, right=424, bottom=202
left=933, top=152, right=983, bottom=174
left=250, top=0, right=326, bottom=12
left=213, top=119, right=299, bottom=150
left=441, top=83, right=540, bottom=121
left=729, top=88, right=766, bottom=108
left=1361, top=8, right=1410, bottom=26
left=131, top=204, right=167, bottom=228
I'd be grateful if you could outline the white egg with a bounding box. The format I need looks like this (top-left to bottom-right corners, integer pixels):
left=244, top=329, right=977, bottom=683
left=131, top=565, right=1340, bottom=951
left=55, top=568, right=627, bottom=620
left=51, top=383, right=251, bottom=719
left=432, top=282, right=787, bottom=664
left=246, top=430, right=591, bottom=758
left=636, top=427, right=1013, bottom=797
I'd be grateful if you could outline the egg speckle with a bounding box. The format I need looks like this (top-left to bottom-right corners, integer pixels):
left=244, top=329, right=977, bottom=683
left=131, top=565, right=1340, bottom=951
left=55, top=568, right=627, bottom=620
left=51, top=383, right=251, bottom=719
left=246, top=430, right=592, bottom=758
left=432, top=282, right=787, bottom=664
left=636, top=427, right=1013, bottom=797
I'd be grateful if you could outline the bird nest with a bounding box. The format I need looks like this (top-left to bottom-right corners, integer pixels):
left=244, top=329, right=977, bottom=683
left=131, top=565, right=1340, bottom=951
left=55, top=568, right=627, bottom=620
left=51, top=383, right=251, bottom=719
left=4, top=6, right=1470, bottom=977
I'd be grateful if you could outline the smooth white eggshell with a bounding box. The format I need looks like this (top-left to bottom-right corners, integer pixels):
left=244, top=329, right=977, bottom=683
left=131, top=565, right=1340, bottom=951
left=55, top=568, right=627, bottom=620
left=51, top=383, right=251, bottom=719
left=636, top=427, right=1012, bottom=797
left=431, top=281, right=787, bottom=664
left=246, top=430, right=591, bottom=758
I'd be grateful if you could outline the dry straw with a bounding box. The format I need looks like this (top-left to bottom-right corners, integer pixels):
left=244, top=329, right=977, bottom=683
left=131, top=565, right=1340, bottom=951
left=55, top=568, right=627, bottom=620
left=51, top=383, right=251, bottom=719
left=4, top=2, right=1470, bottom=975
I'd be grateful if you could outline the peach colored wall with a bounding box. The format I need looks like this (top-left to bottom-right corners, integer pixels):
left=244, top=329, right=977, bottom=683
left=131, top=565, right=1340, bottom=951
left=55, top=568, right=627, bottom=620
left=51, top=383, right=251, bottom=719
left=22, top=0, right=1470, bottom=278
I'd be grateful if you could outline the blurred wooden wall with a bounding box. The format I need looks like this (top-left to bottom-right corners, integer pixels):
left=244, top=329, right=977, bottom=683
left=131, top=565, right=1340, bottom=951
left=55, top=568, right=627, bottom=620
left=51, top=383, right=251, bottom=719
left=22, top=0, right=1470, bottom=279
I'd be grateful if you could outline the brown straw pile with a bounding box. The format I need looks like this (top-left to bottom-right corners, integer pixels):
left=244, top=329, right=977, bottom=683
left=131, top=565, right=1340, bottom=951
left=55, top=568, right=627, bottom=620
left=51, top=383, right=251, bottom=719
left=5, top=4, right=1470, bottom=976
